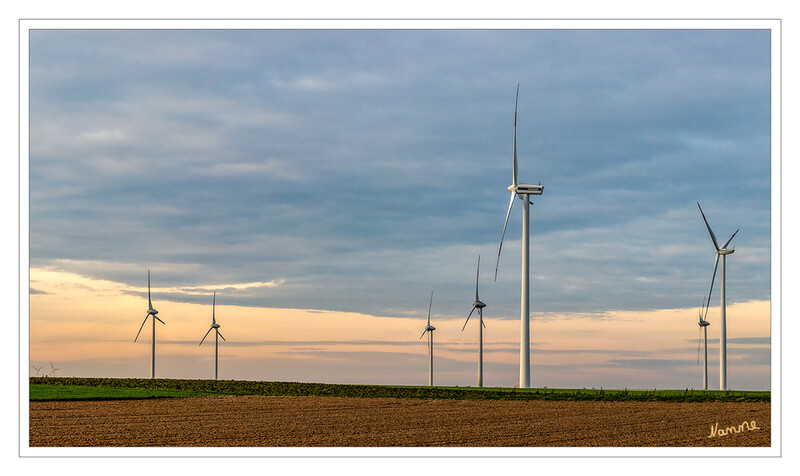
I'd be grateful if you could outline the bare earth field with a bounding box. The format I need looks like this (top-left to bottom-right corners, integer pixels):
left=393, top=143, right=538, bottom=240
left=29, top=395, right=770, bottom=447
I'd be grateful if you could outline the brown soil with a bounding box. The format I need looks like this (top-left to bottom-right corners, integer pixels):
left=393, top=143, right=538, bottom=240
left=29, top=395, right=770, bottom=447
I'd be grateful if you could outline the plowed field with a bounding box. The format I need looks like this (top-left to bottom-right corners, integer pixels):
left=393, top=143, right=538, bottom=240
left=29, top=395, right=770, bottom=447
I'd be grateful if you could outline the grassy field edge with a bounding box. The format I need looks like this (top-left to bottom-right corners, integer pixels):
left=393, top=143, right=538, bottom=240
left=29, top=377, right=770, bottom=402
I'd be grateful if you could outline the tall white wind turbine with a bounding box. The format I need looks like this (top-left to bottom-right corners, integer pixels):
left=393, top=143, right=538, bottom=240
left=199, top=292, right=226, bottom=380
left=32, top=364, right=43, bottom=377
left=419, top=291, right=436, bottom=386
left=49, top=361, right=60, bottom=377
left=462, top=255, right=487, bottom=387
left=697, top=202, right=739, bottom=390
left=495, top=85, right=544, bottom=388
left=134, top=270, right=165, bottom=379
left=696, top=296, right=711, bottom=390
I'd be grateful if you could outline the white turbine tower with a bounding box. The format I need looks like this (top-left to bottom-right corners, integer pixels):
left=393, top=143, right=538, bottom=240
left=495, top=85, right=544, bottom=389
left=199, top=292, right=226, bottom=380
left=697, top=202, right=739, bottom=390
left=134, top=270, right=165, bottom=379
left=419, top=291, right=436, bottom=387
left=696, top=296, right=711, bottom=390
left=462, top=255, right=487, bottom=387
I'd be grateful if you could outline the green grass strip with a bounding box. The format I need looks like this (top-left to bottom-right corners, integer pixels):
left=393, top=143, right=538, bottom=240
left=29, top=383, right=222, bottom=401
left=29, top=377, right=770, bottom=403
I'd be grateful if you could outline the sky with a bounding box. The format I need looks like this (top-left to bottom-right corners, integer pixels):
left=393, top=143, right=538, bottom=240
left=24, top=25, right=774, bottom=390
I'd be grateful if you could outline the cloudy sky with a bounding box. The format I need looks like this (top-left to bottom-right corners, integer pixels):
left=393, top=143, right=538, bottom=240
left=25, top=23, right=774, bottom=390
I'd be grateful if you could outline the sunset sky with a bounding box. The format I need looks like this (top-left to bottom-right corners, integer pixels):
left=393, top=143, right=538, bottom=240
left=23, top=22, right=776, bottom=390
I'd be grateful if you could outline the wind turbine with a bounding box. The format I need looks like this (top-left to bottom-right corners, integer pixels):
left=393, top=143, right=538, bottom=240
left=697, top=202, right=739, bottom=390
left=32, top=364, right=42, bottom=377
left=49, top=361, right=60, bottom=377
left=495, top=85, right=544, bottom=389
left=696, top=296, right=711, bottom=390
left=199, top=292, right=226, bottom=380
left=134, top=270, right=165, bottom=379
left=419, top=291, right=436, bottom=386
left=462, top=255, right=487, bottom=387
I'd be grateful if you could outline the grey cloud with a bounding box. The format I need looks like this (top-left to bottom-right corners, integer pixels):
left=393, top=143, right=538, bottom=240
left=29, top=28, right=771, bottom=321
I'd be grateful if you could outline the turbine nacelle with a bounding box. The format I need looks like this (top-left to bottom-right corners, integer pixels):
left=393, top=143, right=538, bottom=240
left=211, top=323, right=221, bottom=329
left=509, top=184, right=544, bottom=195
left=148, top=308, right=158, bottom=315
left=717, top=248, right=735, bottom=256
left=473, top=300, right=486, bottom=309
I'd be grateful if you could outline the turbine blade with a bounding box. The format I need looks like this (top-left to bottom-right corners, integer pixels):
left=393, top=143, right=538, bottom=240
left=699, top=295, right=706, bottom=325
left=475, top=255, right=481, bottom=301
left=722, top=229, right=739, bottom=249
left=199, top=327, right=213, bottom=346
left=420, top=329, right=428, bottom=340
left=217, top=330, right=226, bottom=342
left=697, top=325, right=702, bottom=365
left=427, top=291, right=433, bottom=326
left=148, top=269, right=153, bottom=310
left=697, top=202, right=720, bottom=251
left=703, top=254, right=720, bottom=321
left=212, top=292, right=216, bottom=325
left=495, top=190, right=516, bottom=281
left=462, top=306, right=476, bottom=332
left=154, top=316, right=165, bottom=325
left=513, top=84, right=519, bottom=188
left=134, top=315, right=149, bottom=342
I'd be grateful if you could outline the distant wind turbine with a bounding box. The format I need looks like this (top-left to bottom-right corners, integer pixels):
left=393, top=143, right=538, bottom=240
left=462, top=255, right=487, bottom=387
left=49, top=361, right=60, bottom=377
left=419, top=291, right=436, bottom=387
left=134, top=270, right=165, bottom=379
left=495, top=85, right=544, bottom=389
left=199, top=292, right=226, bottom=380
left=697, top=202, right=739, bottom=390
left=696, top=296, right=711, bottom=390
left=32, top=364, right=42, bottom=377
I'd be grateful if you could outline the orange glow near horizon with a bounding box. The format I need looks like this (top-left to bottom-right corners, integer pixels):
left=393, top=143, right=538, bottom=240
left=28, top=267, right=771, bottom=389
